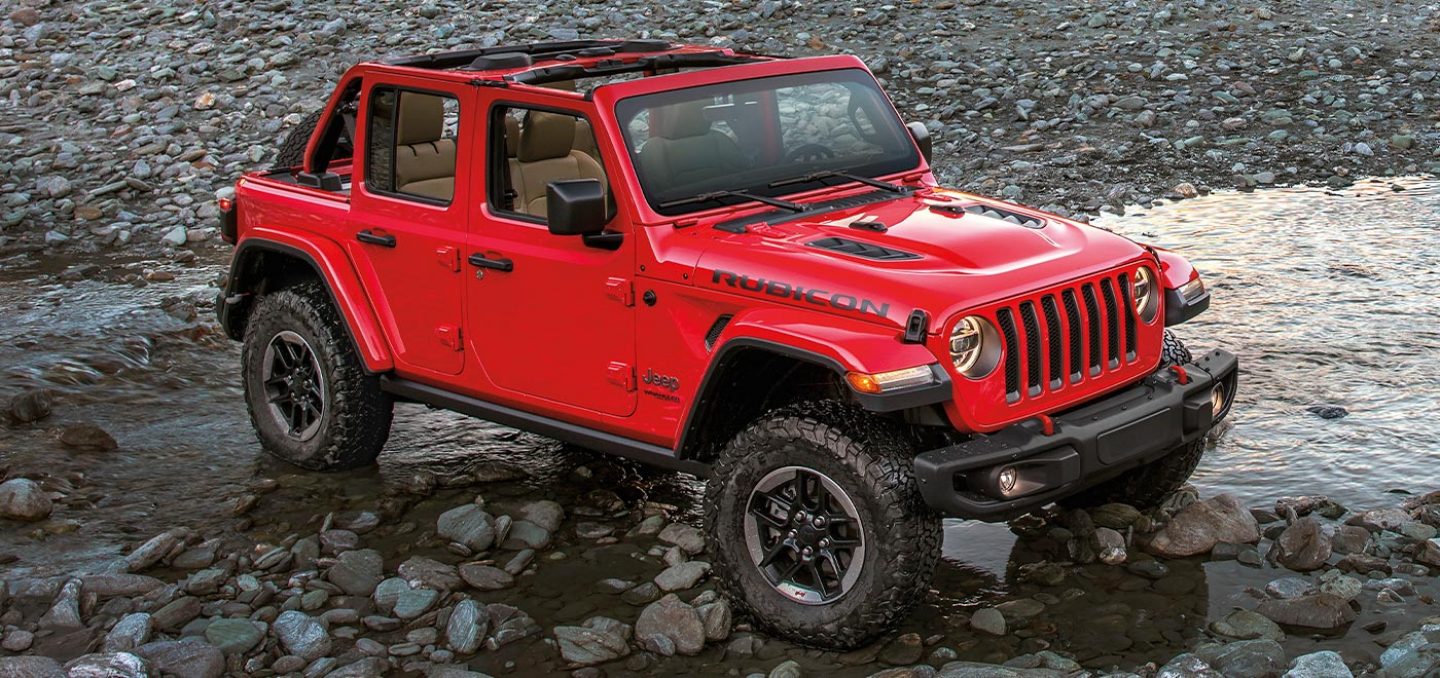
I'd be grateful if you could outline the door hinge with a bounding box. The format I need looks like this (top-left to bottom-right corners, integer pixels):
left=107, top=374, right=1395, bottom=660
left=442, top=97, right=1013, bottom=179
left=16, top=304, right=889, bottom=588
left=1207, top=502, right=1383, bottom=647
left=435, top=246, right=460, bottom=272
left=607, top=361, right=636, bottom=392
left=605, top=277, right=634, bottom=307
left=435, top=325, right=463, bottom=351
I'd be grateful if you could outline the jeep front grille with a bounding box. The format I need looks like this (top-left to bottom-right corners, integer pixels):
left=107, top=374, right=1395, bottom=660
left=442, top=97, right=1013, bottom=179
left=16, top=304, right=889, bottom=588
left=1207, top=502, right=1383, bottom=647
left=992, top=271, right=1144, bottom=403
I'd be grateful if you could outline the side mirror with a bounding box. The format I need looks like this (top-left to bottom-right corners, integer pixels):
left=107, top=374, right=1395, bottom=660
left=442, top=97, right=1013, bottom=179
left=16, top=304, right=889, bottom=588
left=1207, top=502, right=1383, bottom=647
left=546, top=179, right=607, bottom=236
left=906, top=121, right=932, bottom=164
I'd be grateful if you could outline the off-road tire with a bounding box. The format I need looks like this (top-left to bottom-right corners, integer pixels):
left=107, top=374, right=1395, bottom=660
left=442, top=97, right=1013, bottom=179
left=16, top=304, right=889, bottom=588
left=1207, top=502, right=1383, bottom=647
left=1060, top=331, right=1203, bottom=508
left=273, top=110, right=325, bottom=170
left=704, top=401, right=941, bottom=649
left=242, top=281, right=392, bottom=470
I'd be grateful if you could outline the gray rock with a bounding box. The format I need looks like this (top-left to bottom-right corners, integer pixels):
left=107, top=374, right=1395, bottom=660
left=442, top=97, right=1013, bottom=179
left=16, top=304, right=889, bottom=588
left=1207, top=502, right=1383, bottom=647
left=1, top=629, right=34, bottom=652
left=393, top=587, right=439, bottom=619
left=125, top=529, right=184, bottom=572
left=273, top=610, right=331, bottom=661
left=1256, top=593, right=1357, bottom=630
left=1210, top=609, right=1284, bottom=641
left=373, top=576, right=410, bottom=613
left=152, top=595, right=202, bottom=631
left=1265, top=577, right=1316, bottom=599
left=39, top=578, right=83, bottom=629
left=1284, top=650, right=1352, bottom=677
left=135, top=638, right=224, bottom=678
left=501, top=520, right=552, bottom=550
left=0, top=657, right=64, bottom=678
left=635, top=594, right=706, bottom=656
left=397, top=555, right=461, bottom=591
left=1145, top=494, right=1260, bottom=557
left=103, top=612, right=153, bottom=652
left=970, top=607, right=1006, bottom=636
left=328, top=548, right=384, bottom=596
left=1155, top=653, right=1221, bottom=677
left=654, top=560, right=710, bottom=592
left=1331, top=525, right=1371, bottom=554
left=516, top=499, right=565, bottom=531
left=1273, top=517, right=1332, bottom=571
left=658, top=523, right=706, bottom=554
left=555, top=616, right=632, bottom=666
left=436, top=504, right=496, bottom=552
left=1196, top=639, right=1287, bottom=678
left=63, top=653, right=148, bottom=678
left=458, top=563, right=514, bottom=591
left=327, top=658, right=390, bottom=677
left=204, top=618, right=264, bottom=655
left=446, top=599, right=488, bottom=654
left=1095, top=527, right=1127, bottom=564
left=81, top=573, right=165, bottom=598
left=769, top=660, right=804, bottom=678
left=1418, top=538, right=1440, bottom=567
left=696, top=600, right=732, bottom=641
left=0, top=478, right=52, bottom=521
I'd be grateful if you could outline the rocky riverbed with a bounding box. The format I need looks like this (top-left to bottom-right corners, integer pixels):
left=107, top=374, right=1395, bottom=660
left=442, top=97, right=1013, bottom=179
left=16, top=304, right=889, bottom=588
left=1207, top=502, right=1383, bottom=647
left=1, top=0, right=1438, bottom=263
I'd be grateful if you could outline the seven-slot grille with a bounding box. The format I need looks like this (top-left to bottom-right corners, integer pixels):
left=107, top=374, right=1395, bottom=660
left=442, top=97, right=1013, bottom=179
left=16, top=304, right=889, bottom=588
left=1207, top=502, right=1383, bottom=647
left=993, top=272, right=1141, bottom=402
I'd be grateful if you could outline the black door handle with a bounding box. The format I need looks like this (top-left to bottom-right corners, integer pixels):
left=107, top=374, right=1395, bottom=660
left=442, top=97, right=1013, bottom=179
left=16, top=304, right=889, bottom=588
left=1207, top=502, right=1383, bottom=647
left=468, top=253, right=514, bottom=272
left=356, top=230, right=396, bottom=247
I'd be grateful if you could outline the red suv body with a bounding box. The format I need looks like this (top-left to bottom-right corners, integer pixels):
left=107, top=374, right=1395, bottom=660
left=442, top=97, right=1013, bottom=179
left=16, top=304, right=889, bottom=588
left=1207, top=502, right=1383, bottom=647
left=216, top=40, right=1235, bottom=647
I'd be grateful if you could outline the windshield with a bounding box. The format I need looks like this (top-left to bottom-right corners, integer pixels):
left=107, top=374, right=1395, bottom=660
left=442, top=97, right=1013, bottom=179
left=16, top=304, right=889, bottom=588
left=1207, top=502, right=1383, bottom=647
left=616, top=68, right=921, bottom=215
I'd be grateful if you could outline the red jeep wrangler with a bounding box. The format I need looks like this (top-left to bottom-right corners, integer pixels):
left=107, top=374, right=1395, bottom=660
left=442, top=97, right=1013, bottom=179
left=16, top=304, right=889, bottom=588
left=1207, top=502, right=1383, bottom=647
left=216, top=40, right=1236, bottom=648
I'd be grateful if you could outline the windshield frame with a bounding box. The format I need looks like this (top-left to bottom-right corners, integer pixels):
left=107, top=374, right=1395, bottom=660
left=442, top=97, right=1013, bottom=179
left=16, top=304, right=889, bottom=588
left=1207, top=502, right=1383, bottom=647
left=612, top=67, right=922, bottom=217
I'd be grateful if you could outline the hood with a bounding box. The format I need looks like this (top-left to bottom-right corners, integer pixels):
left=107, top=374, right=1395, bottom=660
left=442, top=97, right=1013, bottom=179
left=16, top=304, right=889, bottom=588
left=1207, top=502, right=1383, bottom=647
left=693, top=188, right=1151, bottom=328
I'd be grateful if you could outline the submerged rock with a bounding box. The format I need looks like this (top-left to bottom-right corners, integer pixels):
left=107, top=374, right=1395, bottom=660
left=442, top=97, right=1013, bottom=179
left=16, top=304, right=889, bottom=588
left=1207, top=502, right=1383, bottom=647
left=1255, top=593, right=1357, bottom=630
left=0, top=478, right=53, bottom=521
left=6, top=389, right=53, bottom=424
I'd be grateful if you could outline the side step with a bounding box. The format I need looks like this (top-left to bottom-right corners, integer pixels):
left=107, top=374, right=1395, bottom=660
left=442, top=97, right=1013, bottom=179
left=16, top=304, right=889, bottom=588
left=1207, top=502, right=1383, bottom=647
left=379, top=377, right=710, bottom=477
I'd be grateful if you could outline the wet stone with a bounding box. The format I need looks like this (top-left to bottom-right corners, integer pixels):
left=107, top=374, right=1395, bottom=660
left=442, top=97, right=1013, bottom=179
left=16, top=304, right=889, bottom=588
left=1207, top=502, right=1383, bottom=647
left=446, top=599, right=488, bottom=655
left=437, top=504, right=496, bottom=552
left=63, top=652, right=148, bottom=678
left=81, top=573, right=164, bottom=598
left=502, top=520, right=552, bottom=550
left=1256, top=593, right=1357, bottom=630
left=6, top=389, right=53, bottom=424
left=1272, top=516, right=1332, bottom=571
left=393, top=587, right=439, bottom=619
left=1211, top=609, right=1285, bottom=641
left=103, top=612, right=153, bottom=652
left=1285, top=650, right=1353, bottom=677
left=125, top=529, right=184, bottom=572
left=458, top=563, right=514, bottom=591
left=970, top=608, right=1006, bottom=635
left=555, top=616, right=632, bottom=666
left=635, top=594, right=705, bottom=656
left=654, top=560, right=710, bottom=592
left=516, top=499, right=565, bottom=532
left=622, top=581, right=661, bottom=606
left=134, top=638, right=224, bottom=678
left=1195, top=639, right=1287, bottom=678
left=1144, top=494, right=1260, bottom=557
left=152, top=595, right=202, bottom=631
left=273, top=610, right=331, bottom=661
left=398, top=555, right=461, bottom=591
left=0, top=478, right=52, bottom=521
left=58, top=423, right=118, bottom=451
left=659, top=523, right=707, bottom=554
left=0, top=657, right=63, bottom=677
left=204, top=618, right=264, bottom=655
left=696, top=600, right=732, bottom=642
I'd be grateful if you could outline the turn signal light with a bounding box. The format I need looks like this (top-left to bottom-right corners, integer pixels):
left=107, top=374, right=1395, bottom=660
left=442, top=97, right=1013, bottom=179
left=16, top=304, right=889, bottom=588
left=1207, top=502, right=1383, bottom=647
left=846, top=365, right=936, bottom=394
left=217, top=196, right=234, bottom=211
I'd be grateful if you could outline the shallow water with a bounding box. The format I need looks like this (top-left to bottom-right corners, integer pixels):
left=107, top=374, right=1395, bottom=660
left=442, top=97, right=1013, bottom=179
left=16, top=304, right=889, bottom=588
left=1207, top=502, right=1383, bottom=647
left=1, top=177, right=1437, bottom=673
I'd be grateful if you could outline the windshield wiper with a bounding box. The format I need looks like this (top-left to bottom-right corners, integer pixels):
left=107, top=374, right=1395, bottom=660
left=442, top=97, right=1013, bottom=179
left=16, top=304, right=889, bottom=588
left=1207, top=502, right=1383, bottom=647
left=658, top=190, right=806, bottom=212
left=768, top=170, right=912, bottom=194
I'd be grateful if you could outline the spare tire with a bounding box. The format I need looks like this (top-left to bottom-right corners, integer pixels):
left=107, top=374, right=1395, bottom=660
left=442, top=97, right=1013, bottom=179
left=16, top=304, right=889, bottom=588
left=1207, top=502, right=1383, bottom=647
left=273, top=109, right=326, bottom=170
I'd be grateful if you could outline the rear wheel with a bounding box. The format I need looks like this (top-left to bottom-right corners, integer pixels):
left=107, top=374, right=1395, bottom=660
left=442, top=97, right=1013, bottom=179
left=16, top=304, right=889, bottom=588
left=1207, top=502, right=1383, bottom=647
left=704, top=401, right=941, bottom=649
left=1061, top=331, right=1204, bottom=508
left=242, top=281, right=392, bottom=471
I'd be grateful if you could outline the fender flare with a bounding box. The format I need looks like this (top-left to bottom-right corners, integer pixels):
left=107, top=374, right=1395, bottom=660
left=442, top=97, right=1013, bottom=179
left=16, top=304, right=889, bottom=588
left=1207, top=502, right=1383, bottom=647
left=220, top=232, right=395, bottom=373
left=674, top=308, right=951, bottom=458
left=1149, top=246, right=1210, bottom=326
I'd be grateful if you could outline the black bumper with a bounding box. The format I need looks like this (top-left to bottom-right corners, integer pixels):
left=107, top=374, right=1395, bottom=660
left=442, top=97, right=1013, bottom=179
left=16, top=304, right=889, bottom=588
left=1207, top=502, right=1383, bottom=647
left=913, top=348, right=1238, bottom=520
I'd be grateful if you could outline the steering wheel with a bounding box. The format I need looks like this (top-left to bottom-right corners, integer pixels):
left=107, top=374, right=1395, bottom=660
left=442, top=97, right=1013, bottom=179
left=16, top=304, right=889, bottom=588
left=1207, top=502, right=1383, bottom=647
left=786, top=143, right=836, bottom=163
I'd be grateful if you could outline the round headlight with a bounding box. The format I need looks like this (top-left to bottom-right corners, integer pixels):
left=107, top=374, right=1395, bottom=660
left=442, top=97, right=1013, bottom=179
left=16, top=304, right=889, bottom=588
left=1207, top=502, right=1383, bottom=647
left=950, top=316, right=1001, bottom=378
left=1132, top=267, right=1160, bottom=323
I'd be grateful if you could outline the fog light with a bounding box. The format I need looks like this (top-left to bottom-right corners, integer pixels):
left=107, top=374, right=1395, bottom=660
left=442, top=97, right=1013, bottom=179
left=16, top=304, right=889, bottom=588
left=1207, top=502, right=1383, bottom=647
left=998, top=466, right=1019, bottom=496
left=1211, top=383, right=1226, bottom=415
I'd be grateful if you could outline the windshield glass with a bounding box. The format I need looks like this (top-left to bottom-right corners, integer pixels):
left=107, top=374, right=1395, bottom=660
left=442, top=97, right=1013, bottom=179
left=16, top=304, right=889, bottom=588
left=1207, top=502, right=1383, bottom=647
left=615, top=68, right=920, bottom=215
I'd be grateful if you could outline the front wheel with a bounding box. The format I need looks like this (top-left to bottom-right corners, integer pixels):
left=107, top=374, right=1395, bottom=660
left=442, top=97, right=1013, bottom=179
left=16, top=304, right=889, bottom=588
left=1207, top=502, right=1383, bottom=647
left=704, top=402, right=941, bottom=649
left=242, top=281, right=392, bottom=471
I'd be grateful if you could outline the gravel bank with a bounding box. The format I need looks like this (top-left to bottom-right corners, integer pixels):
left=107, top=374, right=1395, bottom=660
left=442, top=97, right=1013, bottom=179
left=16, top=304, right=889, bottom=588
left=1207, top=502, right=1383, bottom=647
left=1, top=0, right=1437, bottom=261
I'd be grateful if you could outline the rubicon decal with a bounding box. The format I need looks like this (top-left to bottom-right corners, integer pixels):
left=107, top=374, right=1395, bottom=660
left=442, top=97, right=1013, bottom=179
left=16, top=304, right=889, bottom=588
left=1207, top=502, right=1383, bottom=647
left=712, top=270, right=891, bottom=318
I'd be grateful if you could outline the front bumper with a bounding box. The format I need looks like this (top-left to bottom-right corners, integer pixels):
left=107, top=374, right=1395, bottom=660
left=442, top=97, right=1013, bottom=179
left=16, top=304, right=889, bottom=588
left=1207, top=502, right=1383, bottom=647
left=913, top=348, right=1238, bottom=520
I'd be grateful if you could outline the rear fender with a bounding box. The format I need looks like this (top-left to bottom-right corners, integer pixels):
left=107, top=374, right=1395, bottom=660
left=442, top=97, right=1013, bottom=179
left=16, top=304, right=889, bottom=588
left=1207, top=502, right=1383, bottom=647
left=223, top=229, right=394, bottom=373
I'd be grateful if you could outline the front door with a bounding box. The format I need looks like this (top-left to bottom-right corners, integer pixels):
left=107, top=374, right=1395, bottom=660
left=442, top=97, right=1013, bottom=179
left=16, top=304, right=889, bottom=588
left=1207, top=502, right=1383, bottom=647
left=348, top=79, right=470, bottom=376
left=464, top=100, right=637, bottom=417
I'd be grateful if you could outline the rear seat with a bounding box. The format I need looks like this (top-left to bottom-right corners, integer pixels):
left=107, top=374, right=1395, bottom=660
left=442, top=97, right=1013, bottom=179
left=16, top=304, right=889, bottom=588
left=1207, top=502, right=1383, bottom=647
left=393, top=94, right=456, bottom=201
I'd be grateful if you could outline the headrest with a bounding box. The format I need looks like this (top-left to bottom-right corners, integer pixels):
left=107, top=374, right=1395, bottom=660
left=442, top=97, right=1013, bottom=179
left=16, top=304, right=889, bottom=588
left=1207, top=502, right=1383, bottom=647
left=652, top=99, right=714, bottom=139
left=396, top=93, right=444, bottom=146
left=504, top=115, right=520, bottom=157
left=518, top=111, right=577, bottom=162
left=546, top=79, right=577, bottom=92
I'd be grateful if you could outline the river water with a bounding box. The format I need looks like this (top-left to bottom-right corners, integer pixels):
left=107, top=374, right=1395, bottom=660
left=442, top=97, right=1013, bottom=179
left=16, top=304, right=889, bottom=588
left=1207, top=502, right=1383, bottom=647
left=1, top=177, right=1437, bottom=673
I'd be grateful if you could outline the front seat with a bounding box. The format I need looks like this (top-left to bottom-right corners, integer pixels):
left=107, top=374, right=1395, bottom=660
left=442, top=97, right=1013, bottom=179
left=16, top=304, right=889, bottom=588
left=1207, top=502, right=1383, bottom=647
left=393, top=94, right=456, bottom=201
left=511, top=111, right=607, bottom=217
left=637, top=99, right=749, bottom=192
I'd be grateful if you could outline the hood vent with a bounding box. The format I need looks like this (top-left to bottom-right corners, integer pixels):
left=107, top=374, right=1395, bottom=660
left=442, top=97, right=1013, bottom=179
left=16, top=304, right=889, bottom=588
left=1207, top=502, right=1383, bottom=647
left=952, top=204, right=1045, bottom=229
left=808, top=236, right=920, bottom=261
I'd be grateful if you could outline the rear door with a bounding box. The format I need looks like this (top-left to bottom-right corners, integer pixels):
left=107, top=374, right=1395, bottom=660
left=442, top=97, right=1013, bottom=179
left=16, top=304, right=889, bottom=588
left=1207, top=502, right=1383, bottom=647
left=463, top=92, right=638, bottom=417
left=348, top=76, right=471, bottom=377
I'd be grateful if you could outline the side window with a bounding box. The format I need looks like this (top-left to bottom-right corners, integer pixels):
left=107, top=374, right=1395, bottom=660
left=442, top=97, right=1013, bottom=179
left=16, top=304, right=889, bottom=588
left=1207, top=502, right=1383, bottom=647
left=365, top=88, right=459, bottom=203
left=489, top=105, right=609, bottom=219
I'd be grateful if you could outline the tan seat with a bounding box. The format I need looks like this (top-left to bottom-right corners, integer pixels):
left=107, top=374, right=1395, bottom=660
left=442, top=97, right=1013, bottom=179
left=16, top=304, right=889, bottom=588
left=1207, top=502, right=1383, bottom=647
left=636, top=100, right=748, bottom=191
left=393, top=94, right=456, bottom=201
left=540, top=80, right=602, bottom=161
left=510, top=111, right=607, bottom=217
